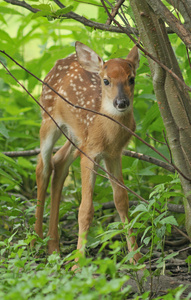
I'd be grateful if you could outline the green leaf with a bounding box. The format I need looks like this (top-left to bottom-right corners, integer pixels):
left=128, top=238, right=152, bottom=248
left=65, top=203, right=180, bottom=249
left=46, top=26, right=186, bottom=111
left=141, top=102, right=160, bottom=135
left=131, top=204, right=148, bottom=214
left=143, top=236, right=151, bottom=245
left=0, top=168, right=16, bottom=183
left=31, top=4, right=52, bottom=11
left=31, top=10, right=52, bottom=19
left=98, top=229, right=122, bottom=242
left=160, top=216, right=178, bottom=226
left=54, top=6, right=74, bottom=16
left=0, top=153, right=18, bottom=169
left=164, top=251, right=179, bottom=260
left=0, top=14, right=7, bottom=24
left=0, top=123, right=9, bottom=138
left=0, top=7, right=23, bottom=15
left=153, top=211, right=167, bottom=226
left=141, top=225, right=152, bottom=242
left=130, top=211, right=146, bottom=227
left=0, top=29, right=13, bottom=43
left=156, top=225, right=166, bottom=239
left=149, top=116, right=164, bottom=132
left=137, top=166, right=155, bottom=176
left=17, top=157, right=34, bottom=170
left=148, top=199, right=157, bottom=210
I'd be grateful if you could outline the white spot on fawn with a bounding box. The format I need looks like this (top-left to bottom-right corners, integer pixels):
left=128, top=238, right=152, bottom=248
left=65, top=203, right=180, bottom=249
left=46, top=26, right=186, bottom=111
left=45, top=95, right=53, bottom=100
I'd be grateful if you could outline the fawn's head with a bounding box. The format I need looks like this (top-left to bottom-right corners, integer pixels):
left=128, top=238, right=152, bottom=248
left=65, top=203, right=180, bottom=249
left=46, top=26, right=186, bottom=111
left=76, top=42, right=139, bottom=116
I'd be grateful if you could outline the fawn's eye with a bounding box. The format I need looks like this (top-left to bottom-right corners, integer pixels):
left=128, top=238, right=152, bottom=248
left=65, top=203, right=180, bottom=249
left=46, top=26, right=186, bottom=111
left=129, top=77, right=135, bottom=85
left=103, top=78, right=110, bottom=86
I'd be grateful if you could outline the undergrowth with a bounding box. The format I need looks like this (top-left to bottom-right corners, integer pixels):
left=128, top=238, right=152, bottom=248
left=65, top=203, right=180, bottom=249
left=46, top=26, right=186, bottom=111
left=0, top=174, right=190, bottom=299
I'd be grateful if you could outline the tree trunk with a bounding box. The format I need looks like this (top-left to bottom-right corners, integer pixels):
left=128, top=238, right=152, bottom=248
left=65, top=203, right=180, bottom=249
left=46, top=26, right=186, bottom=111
left=130, top=0, right=191, bottom=238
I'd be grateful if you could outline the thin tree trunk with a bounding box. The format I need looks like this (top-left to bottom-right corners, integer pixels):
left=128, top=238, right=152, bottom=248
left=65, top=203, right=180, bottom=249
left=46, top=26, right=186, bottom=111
left=130, top=0, right=191, bottom=238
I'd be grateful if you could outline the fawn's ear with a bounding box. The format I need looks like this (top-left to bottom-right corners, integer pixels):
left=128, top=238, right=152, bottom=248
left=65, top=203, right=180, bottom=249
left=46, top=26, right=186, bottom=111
left=126, top=45, right=140, bottom=70
left=75, top=41, right=104, bottom=73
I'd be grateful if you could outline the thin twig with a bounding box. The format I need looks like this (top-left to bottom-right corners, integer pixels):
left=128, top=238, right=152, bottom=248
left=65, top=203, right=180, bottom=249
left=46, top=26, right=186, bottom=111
left=146, top=133, right=166, bottom=145
left=106, top=0, right=125, bottom=25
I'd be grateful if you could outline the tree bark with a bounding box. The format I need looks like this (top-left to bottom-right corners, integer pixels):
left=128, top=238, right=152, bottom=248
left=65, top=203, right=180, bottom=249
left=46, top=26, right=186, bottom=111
left=145, top=0, right=191, bottom=49
left=130, top=0, right=191, bottom=238
left=165, top=0, right=191, bottom=33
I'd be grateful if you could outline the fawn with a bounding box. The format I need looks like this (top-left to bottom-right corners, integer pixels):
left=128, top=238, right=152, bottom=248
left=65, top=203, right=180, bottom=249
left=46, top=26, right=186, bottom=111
left=34, top=42, right=141, bottom=264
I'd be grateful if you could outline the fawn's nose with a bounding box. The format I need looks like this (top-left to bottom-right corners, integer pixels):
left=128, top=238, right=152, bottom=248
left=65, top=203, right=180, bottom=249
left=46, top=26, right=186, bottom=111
left=113, top=82, right=130, bottom=112
left=114, top=97, right=130, bottom=112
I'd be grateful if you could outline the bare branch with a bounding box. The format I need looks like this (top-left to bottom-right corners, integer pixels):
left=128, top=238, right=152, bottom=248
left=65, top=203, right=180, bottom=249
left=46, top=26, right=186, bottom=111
left=3, top=0, right=137, bottom=35
left=3, top=0, right=38, bottom=13
left=3, top=149, right=42, bottom=157
left=106, top=0, right=125, bottom=25
left=123, top=150, right=175, bottom=173
left=2, top=148, right=175, bottom=173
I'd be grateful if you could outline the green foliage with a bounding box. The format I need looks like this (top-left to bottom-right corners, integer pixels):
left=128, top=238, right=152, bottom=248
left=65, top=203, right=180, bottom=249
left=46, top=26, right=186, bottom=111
left=0, top=1, right=189, bottom=298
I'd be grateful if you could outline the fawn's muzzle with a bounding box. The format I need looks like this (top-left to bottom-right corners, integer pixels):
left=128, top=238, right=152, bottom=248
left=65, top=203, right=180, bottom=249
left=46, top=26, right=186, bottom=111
left=114, top=97, right=130, bottom=112
left=113, top=82, right=130, bottom=112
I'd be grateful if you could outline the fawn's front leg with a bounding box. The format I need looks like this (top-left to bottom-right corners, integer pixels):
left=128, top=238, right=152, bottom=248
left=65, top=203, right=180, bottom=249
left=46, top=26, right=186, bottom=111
left=104, top=155, right=141, bottom=263
left=71, top=154, right=98, bottom=271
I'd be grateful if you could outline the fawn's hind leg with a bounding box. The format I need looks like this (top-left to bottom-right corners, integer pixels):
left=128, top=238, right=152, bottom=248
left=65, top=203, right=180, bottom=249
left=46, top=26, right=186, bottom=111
left=48, top=141, right=78, bottom=253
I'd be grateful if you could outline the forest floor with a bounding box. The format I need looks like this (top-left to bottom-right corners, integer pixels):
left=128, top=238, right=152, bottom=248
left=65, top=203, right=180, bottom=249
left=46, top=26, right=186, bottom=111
left=127, top=250, right=191, bottom=298
left=59, top=213, right=191, bottom=299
